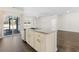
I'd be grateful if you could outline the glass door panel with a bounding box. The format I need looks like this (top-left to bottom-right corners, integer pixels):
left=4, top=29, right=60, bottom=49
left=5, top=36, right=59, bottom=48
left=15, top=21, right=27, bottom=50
left=3, top=16, right=20, bottom=38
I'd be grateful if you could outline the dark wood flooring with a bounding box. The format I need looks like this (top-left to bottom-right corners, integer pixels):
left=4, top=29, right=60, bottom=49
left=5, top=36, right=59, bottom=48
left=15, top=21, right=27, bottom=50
left=0, top=34, right=36, bottom=52
left=57, top=30, right=79, bottom=52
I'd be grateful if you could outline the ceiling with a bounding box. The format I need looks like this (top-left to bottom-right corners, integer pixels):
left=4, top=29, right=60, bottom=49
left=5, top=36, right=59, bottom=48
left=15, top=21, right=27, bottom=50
left=24, top=7, right=79, bottom=16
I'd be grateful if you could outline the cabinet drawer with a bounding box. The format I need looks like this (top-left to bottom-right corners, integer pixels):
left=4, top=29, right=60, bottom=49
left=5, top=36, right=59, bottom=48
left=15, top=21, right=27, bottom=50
left=34, top=38, right=41, bottom=51
left=34, top=32, right=46, bottom=51
left=28, top=30, right=34, bottom=47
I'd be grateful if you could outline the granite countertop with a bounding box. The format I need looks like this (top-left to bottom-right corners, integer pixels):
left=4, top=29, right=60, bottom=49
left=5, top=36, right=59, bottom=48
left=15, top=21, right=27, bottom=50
left=30, top=28, right=57, bottom=34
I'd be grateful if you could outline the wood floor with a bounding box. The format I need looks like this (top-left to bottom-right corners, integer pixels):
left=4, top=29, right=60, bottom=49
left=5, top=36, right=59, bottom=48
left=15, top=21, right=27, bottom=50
left=0, top=34, right=36, bottom=52
left=2, top=31, right=79, bottom=52
left=57, top=30, right=79, bottom=52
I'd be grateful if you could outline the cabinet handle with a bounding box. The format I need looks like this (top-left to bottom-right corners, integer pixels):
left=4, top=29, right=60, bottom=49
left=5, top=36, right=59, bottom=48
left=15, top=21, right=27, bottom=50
left=37, top=39, right=40, bottom=43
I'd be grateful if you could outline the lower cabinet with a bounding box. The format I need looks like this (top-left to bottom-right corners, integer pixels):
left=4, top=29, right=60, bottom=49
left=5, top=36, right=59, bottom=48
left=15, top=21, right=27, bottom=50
left=26, top=29, right=57, bottom=52
left=21, top=30, right=24, bottom=40
left=26, top=29, right=34, bottom=48
left=34, top=32, right=43, bottom=51
left=34, top=32, right=47, bottom=52
left=28, top=30, right=35, bottom=48
left=25, top=29, right=29, bottom=43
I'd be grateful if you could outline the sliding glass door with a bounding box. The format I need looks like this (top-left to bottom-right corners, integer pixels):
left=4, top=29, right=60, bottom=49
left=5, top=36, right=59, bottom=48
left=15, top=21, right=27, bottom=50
left=3, top=16, right=20, bottom=37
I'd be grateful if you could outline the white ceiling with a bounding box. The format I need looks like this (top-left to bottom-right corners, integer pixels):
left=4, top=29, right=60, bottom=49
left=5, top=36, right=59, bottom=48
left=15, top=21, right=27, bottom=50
left=24, top=7, right=79, bottom=16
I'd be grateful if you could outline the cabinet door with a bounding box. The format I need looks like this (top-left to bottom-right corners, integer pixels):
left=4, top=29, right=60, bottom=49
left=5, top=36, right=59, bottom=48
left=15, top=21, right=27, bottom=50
left=45, top=32, right=57, bottom=52
left=26, top=29, right=29, bottom=43
left=28, top=30, right=34, bottom=47
left=40, top=34, right=46, bottom=52
left=26, top=29, right=35, bottom=48
left=34, top=32, right=41, bottom=51
left=21, top=30, right=24, bottom=40
left=34, top=32, right=46, bottom=52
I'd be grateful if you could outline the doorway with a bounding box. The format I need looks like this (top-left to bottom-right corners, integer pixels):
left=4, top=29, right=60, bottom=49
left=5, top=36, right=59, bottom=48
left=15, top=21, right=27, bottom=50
left=3, top=16, right=20, bottom=36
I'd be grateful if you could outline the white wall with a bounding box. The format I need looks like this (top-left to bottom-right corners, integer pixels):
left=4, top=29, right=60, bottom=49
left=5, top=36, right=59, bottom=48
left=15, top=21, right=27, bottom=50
left=58, top=12, right=79, bottom=32
left=36, top=15, right=58, bottom=31
left=0, top=11, right=5, bottom=38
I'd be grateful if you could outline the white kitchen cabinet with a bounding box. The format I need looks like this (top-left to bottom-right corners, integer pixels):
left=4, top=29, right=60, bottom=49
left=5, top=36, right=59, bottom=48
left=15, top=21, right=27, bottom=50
left=28, top=30, right=35, bottom=47
left=35, top=32, right=50, bottom=52
left=45, top=32, right=57, bottom=52
left=25, top=29, right=57, bottom=52
left=20, top=30, right=24, bottom=40
left=26, top=29, right=34, bottom=48
left=34, top=32, right=42, bottom=51
left=25, top=29, right=30, bottom=43
left=34, top=31, right=57, bottom=52
left=21, top=29, right=27, bottom=41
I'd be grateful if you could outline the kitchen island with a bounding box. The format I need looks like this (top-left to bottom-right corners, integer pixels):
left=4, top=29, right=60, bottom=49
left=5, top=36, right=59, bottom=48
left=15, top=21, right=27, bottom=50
left=24, top=28, right=57, bottom=52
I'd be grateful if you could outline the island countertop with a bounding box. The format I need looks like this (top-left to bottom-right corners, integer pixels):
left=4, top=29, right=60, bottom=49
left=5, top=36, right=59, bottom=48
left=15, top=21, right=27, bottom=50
left=30, top=28, right=57, bottom=34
